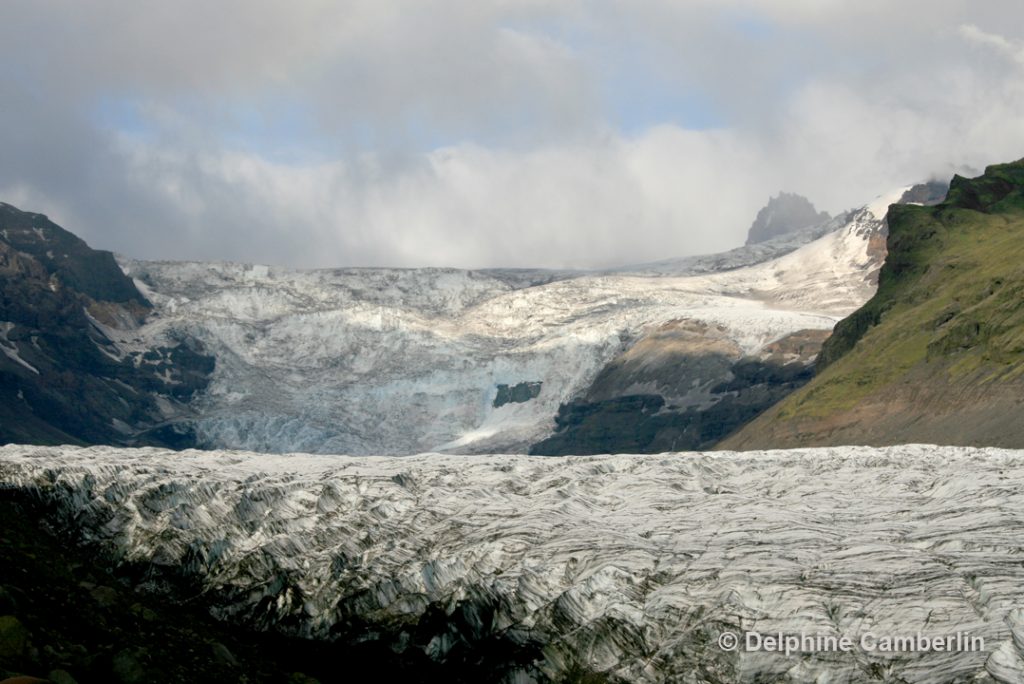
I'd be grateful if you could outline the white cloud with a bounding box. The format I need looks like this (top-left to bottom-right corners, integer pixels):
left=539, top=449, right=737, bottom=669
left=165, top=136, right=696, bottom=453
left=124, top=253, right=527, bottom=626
left=104, top=127, right=765, bottom=269
left=3, top=1, right=1024, bottom=268
left=959, top=24, right=1024, bottom=68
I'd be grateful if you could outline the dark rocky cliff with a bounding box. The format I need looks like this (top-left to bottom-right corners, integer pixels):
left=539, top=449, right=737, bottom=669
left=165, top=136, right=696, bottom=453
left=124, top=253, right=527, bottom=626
left=0, top=203, right=213, bottom=447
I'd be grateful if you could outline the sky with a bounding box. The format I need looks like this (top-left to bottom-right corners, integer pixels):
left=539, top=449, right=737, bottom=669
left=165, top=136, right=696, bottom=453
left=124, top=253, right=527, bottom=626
left=2, top=1, right=1024, bottom=270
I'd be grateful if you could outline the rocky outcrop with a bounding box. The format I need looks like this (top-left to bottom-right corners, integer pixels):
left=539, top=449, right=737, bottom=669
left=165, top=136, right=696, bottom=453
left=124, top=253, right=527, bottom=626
left=0, top=203, right=213, bottom=448
left=492, top=381, right=542, bottom=408
left=899, top=179, right=949, bottom=206
left=722, top=160, right=1024, bottom=449
left=0, top=203, right=147, bottom=306
left=530, top=323, right=829, bottom=455
left=745, top=192, right=829, bottom=245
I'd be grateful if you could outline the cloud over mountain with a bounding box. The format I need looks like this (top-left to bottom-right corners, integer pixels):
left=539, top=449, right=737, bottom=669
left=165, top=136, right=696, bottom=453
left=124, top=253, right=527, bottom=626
left=1, top=1, right=1023, bottom=268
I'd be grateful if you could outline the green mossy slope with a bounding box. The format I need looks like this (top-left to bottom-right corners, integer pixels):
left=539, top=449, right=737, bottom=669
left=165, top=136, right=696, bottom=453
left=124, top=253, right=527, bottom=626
left=721, top=159, right=1024, bottom=449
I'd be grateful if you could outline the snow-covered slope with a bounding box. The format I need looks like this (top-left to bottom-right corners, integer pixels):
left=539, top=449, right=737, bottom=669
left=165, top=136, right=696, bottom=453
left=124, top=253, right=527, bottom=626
left=113, top=194, right=895, bottom=455
left=682, top=196, right=899, bottom=314
left=3, top=444, right=1023, bottom=683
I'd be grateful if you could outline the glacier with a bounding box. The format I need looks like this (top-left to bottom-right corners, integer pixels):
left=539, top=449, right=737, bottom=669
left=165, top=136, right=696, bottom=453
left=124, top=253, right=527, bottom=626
left=108, top=193, right=895, bottom=455
left=2, top=443, right=1023, bottom=683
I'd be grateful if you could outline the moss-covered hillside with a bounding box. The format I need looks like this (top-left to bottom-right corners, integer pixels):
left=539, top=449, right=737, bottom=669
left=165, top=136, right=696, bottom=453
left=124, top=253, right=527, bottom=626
left=721, top=159, right=1024, bottom=449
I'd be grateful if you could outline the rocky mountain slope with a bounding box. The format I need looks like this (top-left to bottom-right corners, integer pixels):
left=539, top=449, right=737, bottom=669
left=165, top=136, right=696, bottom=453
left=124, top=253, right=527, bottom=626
left=0, top=203, right=214, bottom=448
left=722, top=161, right=1024, bottom=449
left=3, top=443, right=1024, bottom=683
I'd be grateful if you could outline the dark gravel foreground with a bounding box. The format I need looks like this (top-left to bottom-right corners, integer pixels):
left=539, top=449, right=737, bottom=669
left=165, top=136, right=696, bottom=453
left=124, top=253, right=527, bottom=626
left=0, top=494, right=463, bottom=684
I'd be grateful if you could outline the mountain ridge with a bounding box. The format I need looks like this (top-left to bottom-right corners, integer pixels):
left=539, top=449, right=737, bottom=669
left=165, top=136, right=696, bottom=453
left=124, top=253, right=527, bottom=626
left=745, top=192, right=830, bottom=246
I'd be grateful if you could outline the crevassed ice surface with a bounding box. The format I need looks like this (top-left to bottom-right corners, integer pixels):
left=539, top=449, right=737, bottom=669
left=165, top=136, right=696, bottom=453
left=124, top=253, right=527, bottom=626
left=3, top=444, right=1023, bottom=683
left=113, top=198, right=888, bottom=455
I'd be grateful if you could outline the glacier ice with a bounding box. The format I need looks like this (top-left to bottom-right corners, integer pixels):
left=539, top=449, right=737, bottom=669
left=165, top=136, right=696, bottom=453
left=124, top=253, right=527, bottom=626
left=2, top=443, right=1023, bottom=682
left=112, top=197, right=887, bottom=456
